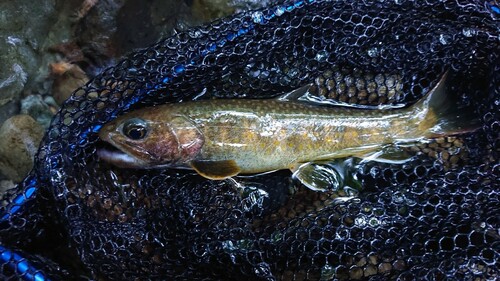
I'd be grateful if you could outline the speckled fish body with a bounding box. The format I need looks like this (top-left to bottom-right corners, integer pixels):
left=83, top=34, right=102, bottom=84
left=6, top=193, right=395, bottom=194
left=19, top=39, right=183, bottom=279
left=97, top=75, right=473, bottom=180
left=149, top=99, right=425, bottom=172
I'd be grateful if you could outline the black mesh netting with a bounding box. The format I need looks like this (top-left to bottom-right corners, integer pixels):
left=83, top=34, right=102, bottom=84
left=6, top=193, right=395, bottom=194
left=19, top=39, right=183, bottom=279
left=0, top=0, right=499, bottom=280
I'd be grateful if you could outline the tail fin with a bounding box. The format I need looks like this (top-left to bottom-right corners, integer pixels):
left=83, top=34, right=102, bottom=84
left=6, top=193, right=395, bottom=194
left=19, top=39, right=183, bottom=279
left=410, top=71, right=480, bottom=137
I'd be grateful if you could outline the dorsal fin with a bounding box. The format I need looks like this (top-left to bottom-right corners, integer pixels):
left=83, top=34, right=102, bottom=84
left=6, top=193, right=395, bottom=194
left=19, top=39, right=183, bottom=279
left=277, top=84, right=313, bottom=101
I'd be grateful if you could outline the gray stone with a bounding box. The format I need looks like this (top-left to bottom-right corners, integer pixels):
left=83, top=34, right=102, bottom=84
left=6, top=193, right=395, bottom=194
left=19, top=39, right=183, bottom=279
left=20, top=95, right=54, bottom=129
left=0, top=101, right=19, bottom=127
left=0, top=115, right=44, bottom=182
left=0, top=180, right=15, bottom=197
left=0, top=0, right=58, bottom=100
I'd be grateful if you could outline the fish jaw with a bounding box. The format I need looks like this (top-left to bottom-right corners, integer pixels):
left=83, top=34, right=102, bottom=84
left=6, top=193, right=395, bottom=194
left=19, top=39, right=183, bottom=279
left=96, top=145, right=150, bottom=168
left=97, top=130, right=159, bottom=168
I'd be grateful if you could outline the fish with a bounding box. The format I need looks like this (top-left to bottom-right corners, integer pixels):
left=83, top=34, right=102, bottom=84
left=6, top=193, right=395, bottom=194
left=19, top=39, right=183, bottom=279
left=97, top=73, right=477, bottom=190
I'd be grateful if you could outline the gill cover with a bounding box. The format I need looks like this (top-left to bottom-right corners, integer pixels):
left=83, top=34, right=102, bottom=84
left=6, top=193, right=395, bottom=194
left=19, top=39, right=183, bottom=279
left=167, top=115, right=205, bottom=164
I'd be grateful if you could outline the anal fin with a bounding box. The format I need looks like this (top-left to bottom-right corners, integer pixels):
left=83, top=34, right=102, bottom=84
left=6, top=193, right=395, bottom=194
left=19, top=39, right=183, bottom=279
left=190, top=160, right=241, bottom=180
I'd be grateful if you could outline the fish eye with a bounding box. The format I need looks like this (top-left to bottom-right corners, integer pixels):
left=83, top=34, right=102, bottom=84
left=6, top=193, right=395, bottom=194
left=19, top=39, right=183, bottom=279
left=122, top=118, right=149, bottom=140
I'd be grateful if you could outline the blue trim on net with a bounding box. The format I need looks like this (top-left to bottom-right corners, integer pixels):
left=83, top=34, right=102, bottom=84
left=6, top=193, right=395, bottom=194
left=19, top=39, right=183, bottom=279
left=0, top=176, right=38, bottom=222
left=487, top=2, right=500, bottom=15
left=0, top=245, right=51, bottom=281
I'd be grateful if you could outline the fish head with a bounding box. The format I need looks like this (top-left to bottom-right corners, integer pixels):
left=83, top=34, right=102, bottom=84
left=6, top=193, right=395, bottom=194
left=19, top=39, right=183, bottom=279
left=97, top=109, right=204, bottom=169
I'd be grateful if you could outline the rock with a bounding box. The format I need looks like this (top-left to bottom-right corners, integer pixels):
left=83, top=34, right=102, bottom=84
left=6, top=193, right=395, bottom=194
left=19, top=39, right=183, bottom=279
left=0, top=101, right=19, bottom=128
left=231, top=0, right=272, bottom=11
left=20, top=95, right=54, bottom=129
left=0, top=180, right=15, bottom=197
left=0, top=115, right=44, bottom=182
left=75, top=0, right=192, bottom=67
left=192, top=0, right=272, bottom=17
left=0, top=0, right=77, bottom=133
left=0, top=63, right=27, bottom=106
left=191, top=0, right=235, bottom=22
left=50, top=62, right=89, bottom=105
left=0, top=0, right=58, bottom=101
left=43, top=96, right=59, bottom=115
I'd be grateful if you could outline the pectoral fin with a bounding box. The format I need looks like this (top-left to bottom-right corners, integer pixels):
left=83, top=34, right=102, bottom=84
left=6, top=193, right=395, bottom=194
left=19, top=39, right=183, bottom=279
left=190, top=160, right=241, bottom=180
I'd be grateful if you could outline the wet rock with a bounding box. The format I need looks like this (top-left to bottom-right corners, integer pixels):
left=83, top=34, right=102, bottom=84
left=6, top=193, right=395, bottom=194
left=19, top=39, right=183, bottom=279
left=191, top=0, right=272, bottom=20
left=74, top=0, right=125, bottom=70
left=149, top=0, right=195, bottom=38
left=0, top=115, right=44, bottom=182
left=67, top=0, right=272, bottom=75
left=75, top=0, right=194, bottom=68
left=0, top=0, right=80, bottom=130
left=0, top=101, right=19, bottom=128
left=48, top=42, right=87, bottom=64
left=20, top=95, right=54, bottom=129
left=191, top=0, right=236, bottom=21
left=0, top=0, right=58, bottom=98
left=227, top=0, right=273, bottom=13
left=0, top=180, right=15, bottom=198
left=0, top=63, right=27, bottom=106
left=50, top=62, right=89, bottom=105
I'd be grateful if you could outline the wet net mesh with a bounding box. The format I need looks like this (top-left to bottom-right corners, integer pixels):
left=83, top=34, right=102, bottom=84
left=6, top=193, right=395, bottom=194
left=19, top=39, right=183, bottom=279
left=1, top=0, right=499, bottom=280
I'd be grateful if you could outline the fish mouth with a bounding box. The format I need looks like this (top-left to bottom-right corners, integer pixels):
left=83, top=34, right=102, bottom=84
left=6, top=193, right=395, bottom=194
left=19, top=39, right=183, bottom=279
left=96, top=142, right=146, bottom=169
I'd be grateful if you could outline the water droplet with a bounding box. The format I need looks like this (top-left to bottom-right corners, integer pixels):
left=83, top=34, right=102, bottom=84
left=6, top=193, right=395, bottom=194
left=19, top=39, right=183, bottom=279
left=462, top=27, right=476, bottom=38
left=355, top=217, right=367, bottom=226
left=274, top=6, right=285, bottom=16
left=189, top=30, right=202, bottom=38
left=259, top=70, right=270, bottom=79
left=315, top=50, right=328, bottom=62
left=287, top=68, right=299, bottom=78
left=320, top=264, right=336, bottom=281
left=370, top=166, right=381, bottom=177
left=438, top=34, right=451, bottom=45
left=252, top=11, right=264, bottom=23
left=222, top=240, right=235, bottom=251
left=343, top=186, right=359, bottom=197
left=362, top=203, right=373, bottom=213
left=271, top=231, right=283, bottom=242
left=249, top=69, right=260, bottom=78
left=369, top=217, right=381, bottom=226
left=392, top=192, right=405, bottom=204
left=367, top=47, right=379, bottom=57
